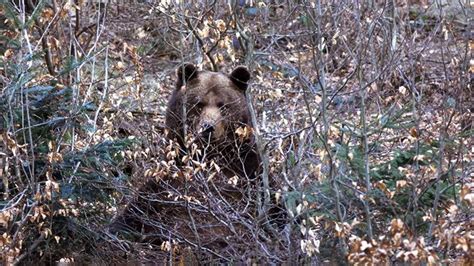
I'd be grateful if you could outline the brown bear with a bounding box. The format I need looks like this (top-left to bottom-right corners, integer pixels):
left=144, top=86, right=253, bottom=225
left=165, top=63, right=260, bottom=180
left=109, top=64, right=265, bottom=257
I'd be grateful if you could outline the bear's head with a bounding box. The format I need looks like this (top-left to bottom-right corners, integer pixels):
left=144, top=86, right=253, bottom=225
left=166, top=64, right=252, bottom=145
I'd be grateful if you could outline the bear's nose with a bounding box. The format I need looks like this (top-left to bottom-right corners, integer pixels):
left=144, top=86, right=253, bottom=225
left=200, top=123, right=215, bottom=135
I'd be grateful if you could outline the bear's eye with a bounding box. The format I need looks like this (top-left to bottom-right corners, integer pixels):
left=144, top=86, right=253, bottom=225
left=196, top=102, right=205, bottom=110
left=217, top=102, right=225, bottom=109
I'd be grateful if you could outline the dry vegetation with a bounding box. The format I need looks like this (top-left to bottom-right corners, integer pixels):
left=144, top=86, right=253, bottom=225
left=0, top=0, right=472, bottom=264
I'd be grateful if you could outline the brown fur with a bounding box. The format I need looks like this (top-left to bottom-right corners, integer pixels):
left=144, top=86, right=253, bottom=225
left=166, top=64, right=259, bottom=179
left=110, top=65, right=262, bottom=253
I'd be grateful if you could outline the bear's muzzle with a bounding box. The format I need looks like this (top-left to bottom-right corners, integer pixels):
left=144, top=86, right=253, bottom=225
left=197, top=107, right=225, bottom=140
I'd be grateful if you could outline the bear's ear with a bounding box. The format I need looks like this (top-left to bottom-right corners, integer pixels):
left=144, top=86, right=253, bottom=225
left=230, top=66, right=251, bottom=91
left=176, top=63, right=198, bottom=87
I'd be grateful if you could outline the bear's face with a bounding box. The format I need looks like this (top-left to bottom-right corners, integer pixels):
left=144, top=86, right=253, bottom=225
left=166, top=64, right=252, bottom=144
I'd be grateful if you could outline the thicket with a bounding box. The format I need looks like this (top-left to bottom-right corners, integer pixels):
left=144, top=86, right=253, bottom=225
left=0, top=0, right=472, bottom=264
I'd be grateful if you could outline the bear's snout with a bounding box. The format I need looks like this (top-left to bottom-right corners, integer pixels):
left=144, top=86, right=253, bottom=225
left=200, top=122, right=215, bottom=136
left=197, top=107, right=225, bottom=140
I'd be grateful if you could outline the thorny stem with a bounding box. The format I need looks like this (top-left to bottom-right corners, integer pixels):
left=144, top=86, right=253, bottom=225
left=428, top=0, right=448, bottom=240
left=19, top=0, right=36, bottom=184
left=234, top=10, right=271, bottom=215
left=355, top=2, right=374, bottom=240
left=308, top=0, right=345, bottom=224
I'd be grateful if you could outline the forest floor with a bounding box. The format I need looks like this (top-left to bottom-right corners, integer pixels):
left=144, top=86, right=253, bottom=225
left=1, top=1, right=472, bottom=264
